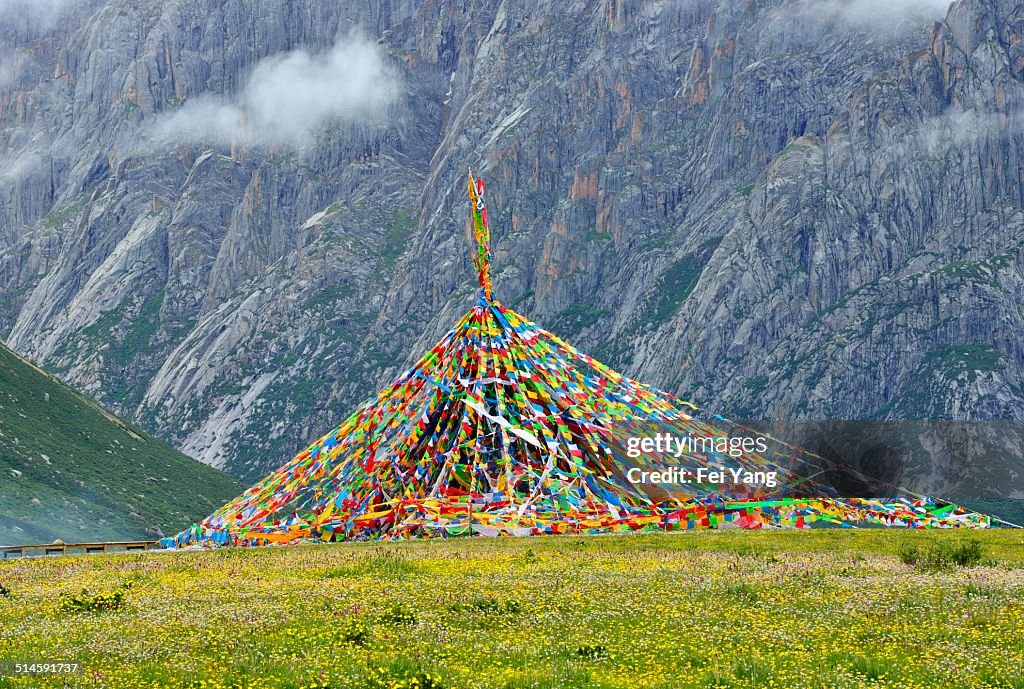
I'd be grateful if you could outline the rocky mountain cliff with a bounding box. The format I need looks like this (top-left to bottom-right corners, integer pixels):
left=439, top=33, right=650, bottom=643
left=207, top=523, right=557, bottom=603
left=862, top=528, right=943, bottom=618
left=1, top=0, right=1021, bottom=497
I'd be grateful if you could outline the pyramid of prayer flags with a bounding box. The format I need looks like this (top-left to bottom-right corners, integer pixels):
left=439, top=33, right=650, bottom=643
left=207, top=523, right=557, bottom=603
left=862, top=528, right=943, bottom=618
left=164, top=173, right=993, bottom=549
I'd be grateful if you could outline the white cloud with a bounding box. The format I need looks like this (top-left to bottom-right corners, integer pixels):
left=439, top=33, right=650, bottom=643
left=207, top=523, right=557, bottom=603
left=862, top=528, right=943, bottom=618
left=151, top=35, right=400, bottom=148
left=0, top=150, right=45, bottom=186
left=0, top=0, right=83, bottom=32
left=839, top=0, right=951, bottom=25
left=0, top=60, right=14, bottom=89
left=917, top=108, right=1019, bottom=153
left=791, top=0, right=952, bottom=31
left=0, top=0, right=86, bottom=88
left=0, top=48, right=42, bottom=91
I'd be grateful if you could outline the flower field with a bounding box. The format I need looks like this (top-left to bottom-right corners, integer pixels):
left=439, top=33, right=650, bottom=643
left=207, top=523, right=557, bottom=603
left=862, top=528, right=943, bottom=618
left=1, top=530, right=1023, bottom=689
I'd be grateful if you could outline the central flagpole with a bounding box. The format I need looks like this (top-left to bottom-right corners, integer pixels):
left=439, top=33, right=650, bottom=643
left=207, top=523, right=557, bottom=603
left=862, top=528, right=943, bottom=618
left=467, top=169, right=494, bottom=302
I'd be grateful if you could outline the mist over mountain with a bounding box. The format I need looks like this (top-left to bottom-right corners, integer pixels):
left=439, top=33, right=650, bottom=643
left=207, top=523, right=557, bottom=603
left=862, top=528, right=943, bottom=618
left=0, top=0, right=1021, bottom=498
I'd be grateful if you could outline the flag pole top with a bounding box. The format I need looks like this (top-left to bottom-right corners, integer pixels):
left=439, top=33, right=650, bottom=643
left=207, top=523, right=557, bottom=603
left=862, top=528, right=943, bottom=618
left=467, top=169, right=494, bottom=302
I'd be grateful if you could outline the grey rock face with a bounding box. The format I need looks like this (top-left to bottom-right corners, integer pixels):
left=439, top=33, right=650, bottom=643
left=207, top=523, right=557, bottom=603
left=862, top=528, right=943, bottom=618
left=0, top=0, right=1021, bottom=496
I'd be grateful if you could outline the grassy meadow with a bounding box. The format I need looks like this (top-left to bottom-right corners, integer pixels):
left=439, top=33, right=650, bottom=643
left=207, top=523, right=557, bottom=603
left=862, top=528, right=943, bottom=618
left=0, top=530, right=1023, bottom=688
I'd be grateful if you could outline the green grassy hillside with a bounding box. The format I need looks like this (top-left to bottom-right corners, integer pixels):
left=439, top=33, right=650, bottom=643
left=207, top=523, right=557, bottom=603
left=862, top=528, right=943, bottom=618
left=0, top=342, right=244, bottom=546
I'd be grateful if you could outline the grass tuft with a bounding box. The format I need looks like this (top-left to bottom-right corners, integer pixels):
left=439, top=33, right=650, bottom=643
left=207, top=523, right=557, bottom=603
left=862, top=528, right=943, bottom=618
left=59, top=588, right=126, bottom=614
left=449, top=595, right=522, bottom=615
left=897, top=538, right=984, bottom=570
left=339, top=617, right=370, bottom=645
left=380, top=603, right=417, bottom=625
left=574, top=643, right=610, bottom=661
